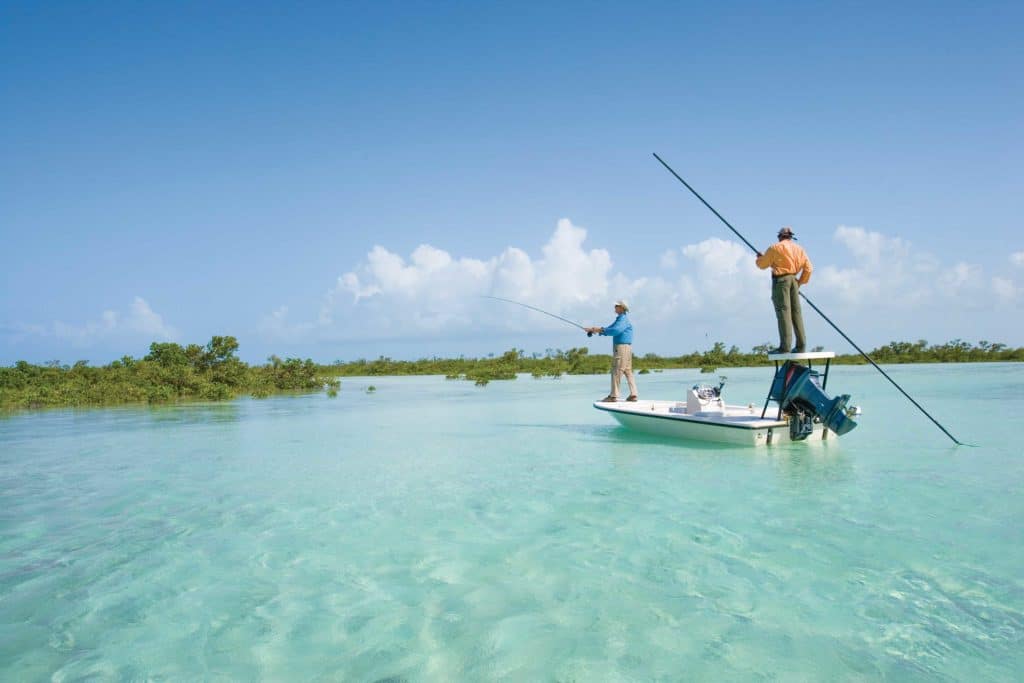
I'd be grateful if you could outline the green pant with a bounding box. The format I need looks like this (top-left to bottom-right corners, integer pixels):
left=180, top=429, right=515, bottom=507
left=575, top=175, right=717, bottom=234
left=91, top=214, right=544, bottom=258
left=771, top=275, right=806, bottom=351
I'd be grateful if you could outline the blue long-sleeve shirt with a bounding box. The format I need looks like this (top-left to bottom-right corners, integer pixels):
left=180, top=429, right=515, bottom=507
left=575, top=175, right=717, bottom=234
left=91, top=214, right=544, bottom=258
left=600, top=313, right=633, bottom=345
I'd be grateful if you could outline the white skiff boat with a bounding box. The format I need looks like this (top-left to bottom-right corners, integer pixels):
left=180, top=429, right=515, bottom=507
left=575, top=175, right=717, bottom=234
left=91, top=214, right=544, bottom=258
left=594, top=352, right=861, bottom=446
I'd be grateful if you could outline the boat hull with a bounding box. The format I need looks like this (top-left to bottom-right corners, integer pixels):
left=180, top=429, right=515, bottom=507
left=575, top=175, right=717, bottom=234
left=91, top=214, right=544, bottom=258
left=594, top=400, right=835, bottom=446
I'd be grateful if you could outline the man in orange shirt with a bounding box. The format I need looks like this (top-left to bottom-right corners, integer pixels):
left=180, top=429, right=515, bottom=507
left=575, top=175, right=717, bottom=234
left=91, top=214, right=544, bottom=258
left=755, top=226, right=813, bottom=353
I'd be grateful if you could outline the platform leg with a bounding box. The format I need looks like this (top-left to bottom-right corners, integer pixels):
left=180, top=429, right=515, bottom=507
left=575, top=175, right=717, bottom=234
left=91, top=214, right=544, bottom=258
left=761, top=360, right=779, bottom=418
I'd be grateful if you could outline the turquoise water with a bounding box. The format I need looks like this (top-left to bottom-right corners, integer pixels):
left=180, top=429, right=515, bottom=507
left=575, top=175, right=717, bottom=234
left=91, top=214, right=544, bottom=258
left=2, top=363, right=1022, bottom=680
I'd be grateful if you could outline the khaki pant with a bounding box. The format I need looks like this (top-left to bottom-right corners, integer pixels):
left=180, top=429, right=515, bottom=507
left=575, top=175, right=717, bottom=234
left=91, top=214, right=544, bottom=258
left=610, top=344, right=638, bottom=398
left=771, top=274, right=806, bottom=351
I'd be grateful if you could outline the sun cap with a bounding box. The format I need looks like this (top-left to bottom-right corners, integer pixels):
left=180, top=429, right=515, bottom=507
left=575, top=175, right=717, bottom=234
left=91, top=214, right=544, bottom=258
left=778, top=226, right=797, bottom=240
left=615, top=299, right=629, bottom=311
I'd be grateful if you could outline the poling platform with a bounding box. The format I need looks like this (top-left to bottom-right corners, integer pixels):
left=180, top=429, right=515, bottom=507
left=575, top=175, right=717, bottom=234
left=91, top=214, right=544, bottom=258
left=765, top=351, right=836, bottom=361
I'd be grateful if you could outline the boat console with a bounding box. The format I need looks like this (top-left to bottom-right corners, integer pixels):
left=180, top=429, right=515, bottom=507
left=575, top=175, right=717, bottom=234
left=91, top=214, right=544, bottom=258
left=686, top=383, right=725, bottom=416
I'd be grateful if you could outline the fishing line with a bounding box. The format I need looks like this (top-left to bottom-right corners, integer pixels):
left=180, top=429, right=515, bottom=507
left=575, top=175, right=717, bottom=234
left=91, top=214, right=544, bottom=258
left=481, top=296, right=594, bottom=336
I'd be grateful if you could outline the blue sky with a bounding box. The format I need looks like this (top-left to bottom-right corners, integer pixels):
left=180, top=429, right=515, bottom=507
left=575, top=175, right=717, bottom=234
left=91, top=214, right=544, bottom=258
left=2, top=1, right=1022, bottom=364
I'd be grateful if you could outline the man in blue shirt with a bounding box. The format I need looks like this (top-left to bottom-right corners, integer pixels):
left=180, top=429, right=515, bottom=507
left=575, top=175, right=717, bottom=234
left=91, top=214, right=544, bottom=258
left=586, top=300, right=638, bottom=402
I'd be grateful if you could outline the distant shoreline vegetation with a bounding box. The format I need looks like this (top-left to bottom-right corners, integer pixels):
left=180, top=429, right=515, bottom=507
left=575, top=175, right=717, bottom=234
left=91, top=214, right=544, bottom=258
left=331, top=340, right=1024, bottom=383
left=0, top=336, right=339, bottom=411
left=1, top=338, right=1020, bottom=410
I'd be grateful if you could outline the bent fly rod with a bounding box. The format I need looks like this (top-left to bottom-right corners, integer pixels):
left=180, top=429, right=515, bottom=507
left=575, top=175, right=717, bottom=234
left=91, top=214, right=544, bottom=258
left=652, top=152, right=967, bottom=446
left=481, top=296, right=594, bottom=336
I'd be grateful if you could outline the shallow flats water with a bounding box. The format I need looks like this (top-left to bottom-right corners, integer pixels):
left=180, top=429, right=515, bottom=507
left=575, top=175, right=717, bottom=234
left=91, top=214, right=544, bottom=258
left=2, top=364, right=1023, bottom=680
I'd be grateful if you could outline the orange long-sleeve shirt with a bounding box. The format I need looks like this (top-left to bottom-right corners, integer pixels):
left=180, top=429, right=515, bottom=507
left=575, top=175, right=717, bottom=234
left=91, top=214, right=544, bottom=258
left=755, top=239, right=812, bottom=284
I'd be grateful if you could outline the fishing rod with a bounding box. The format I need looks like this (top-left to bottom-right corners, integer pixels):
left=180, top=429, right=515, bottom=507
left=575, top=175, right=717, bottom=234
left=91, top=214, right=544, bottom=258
left=481, top=296, right=594, bottom=336
left=652, top=152, right=967, bottom=446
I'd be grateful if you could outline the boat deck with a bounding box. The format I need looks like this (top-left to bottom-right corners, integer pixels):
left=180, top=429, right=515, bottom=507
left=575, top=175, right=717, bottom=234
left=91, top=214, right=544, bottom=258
left=593, top=399, right=786, bottom=430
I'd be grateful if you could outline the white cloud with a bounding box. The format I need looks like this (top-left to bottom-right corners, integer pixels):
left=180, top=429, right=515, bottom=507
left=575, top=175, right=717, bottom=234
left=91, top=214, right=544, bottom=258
left=0, top=322, right=47, bottom=345
left=992, top=277, right=1018, bottom=302
left=680, top=237, right=764, bottom=306
left=1011, top=251, right=1024, bottom=267
left=659, top=249, right=678, bottom=269
left=817, top=226, right=903, bottom=304
left=940, top=262, right=974, bottom=289
left=266, top=219, right=695, bottom=342
left=832, top=224, right=910, bottom=267
left=259, top=305, right=316, bottom=343
left=124, top=297, right=176, bottom=338
left=260, top=219, right=1019, bottom=350
left=5, top=297, right=177, bottom=346
left=814, top=225, right=978, bottom=308
left=297, top=219, right=623, bottom=341
left=53, top=309, right=119, bottom=341
left=264, top=217, right=787, bottom=346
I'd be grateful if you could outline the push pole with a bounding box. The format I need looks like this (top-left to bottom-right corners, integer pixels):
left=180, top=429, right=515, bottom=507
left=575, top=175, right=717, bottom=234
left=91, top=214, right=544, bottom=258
left=652, top=152, right=966, bottom=446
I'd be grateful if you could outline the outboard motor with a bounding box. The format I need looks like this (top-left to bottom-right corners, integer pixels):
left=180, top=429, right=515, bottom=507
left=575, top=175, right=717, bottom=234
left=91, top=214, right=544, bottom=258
left=769, top=362, right=858, bottom=439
